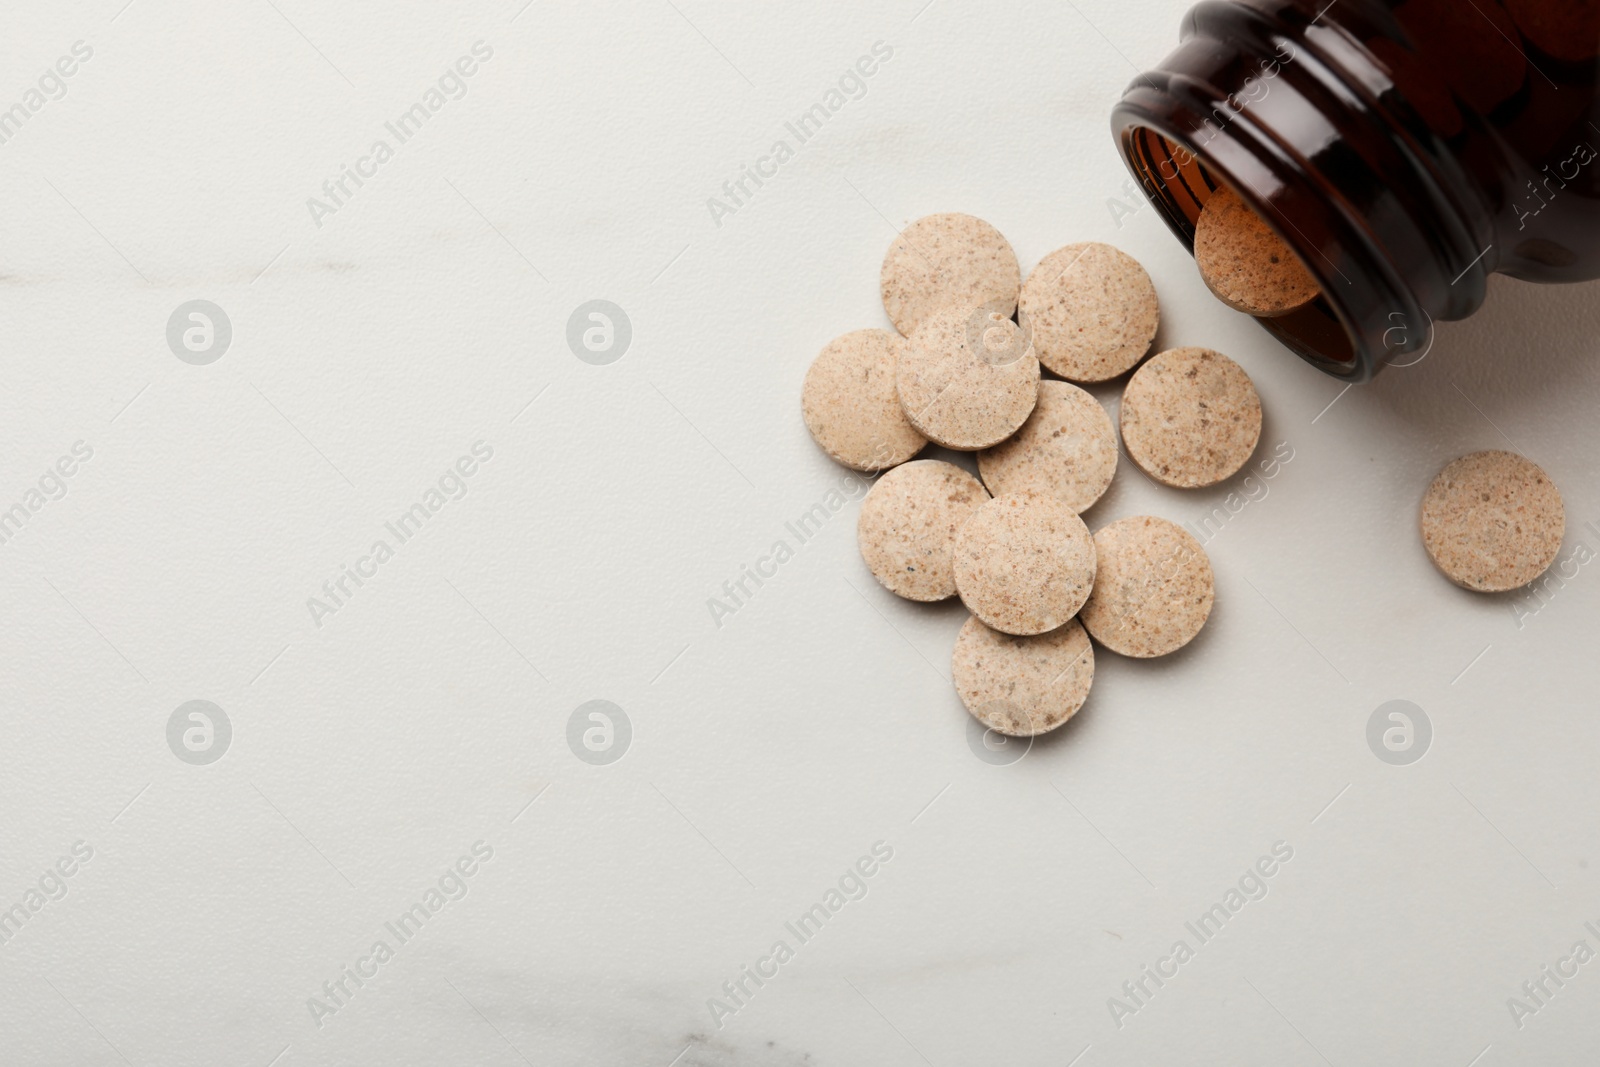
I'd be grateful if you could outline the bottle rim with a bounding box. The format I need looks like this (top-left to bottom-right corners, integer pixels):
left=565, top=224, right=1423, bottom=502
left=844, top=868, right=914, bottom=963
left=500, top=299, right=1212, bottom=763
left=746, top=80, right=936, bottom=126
left=1112, top=107, right=1428, bottom=383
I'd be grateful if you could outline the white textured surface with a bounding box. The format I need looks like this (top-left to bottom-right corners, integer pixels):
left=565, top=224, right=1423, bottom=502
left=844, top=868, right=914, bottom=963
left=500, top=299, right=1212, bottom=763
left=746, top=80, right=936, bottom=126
left=2, top=2, right=1599, bottom=1065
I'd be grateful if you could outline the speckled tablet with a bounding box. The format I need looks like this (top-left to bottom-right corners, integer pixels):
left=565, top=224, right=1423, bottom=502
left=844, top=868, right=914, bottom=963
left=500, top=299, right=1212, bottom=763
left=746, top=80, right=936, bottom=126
left=977, top=380, right=1117, bottom=513
left=880, top=213, right=1021, bottom=337
left=857, top=459, right=990, bottom=601
left=952, top=615, right=1094, bottom=737
left=1420, top=449, right=1565, bottom=593
left=1016, top=242, right=1159, bottom=382
left=952, top=492, right=1096, bottom=636
left=1120, top=347, right=1262, bottom=489
left=896, top=303, right=1040, bottom=450
left=1193, top=187, right=1320, bottom=317
left=1079, top=516, right=1214, bottom=657
left=801, top=329, right=926, bottom=471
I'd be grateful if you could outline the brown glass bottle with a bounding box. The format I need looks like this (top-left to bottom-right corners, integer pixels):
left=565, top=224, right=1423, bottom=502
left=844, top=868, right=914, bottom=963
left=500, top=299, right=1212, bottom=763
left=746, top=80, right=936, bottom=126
left=1111, top=0, right=1600, bottom=380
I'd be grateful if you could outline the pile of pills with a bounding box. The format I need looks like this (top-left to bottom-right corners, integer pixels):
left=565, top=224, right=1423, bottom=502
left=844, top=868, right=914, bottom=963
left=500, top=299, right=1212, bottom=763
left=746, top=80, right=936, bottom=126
left=801, top=212, right=1263, bottom=738
left=805, top=210, right=1570, bottom=741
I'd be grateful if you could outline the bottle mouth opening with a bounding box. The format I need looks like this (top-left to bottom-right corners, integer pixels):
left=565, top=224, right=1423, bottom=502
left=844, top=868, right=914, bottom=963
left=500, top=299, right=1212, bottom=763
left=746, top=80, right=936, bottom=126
left=1122, top=125, right=1364, bottom=378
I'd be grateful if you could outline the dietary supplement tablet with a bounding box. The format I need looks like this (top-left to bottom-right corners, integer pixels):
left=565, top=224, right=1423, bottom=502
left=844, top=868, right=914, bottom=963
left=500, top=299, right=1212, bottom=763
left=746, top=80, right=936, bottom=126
left=952, top=615, right=1095, bottom=737
left=801, top=328, right=926, bottom=471
left=880, top=213, right=1021, bottom=337
left=896, top=303, right=1040, bottom=450
left=1079, top=516, right=1214, bottom=657
left=1016, top=242, right=1159, bottom=382
left=952, top=492, right=1096, bottom=636
left=1120, top=346, right=1262, bottom=489
left=1193, top=186, right=1321, bottom=317
left=1420, top=449, right=1565, bottom=592
left=857, top=459, right=990, bottom=601
left=977, top=380, right=1117, bottom=513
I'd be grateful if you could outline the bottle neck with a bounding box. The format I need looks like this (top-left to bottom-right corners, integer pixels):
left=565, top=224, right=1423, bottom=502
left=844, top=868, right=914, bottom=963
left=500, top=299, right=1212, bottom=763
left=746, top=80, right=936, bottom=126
left=1111, top=0, right=1564, bottom=380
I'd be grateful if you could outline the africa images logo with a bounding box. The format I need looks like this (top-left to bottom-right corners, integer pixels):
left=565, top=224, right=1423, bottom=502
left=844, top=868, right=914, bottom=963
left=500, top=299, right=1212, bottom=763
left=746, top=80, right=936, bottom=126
left=167, top=701, right=231, bottom=765
left=305, top=42, right=494, bottom=229
left=307, top=840, right=495, bottom=1029
left=1366, top=700, right=1430, bottom=766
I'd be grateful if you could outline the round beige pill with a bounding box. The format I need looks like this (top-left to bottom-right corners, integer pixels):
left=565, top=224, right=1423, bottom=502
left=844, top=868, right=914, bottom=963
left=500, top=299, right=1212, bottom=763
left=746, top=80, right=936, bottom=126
left=952, top=615, right=1094, bottom=737
left=896, top=303, right=1043, bottom=451
left=896, top=303, right=1040, bottom=450
left=1120, top=347, right=1262, bottom=489
left=977, top=380, right=1117, bottom=513
left=1079, top=516, right=1214, bottom=658
left=801, top=329, right=926, bottom=472
left=1193, top=186, right=1320, bottom=317
left=952, top=492, right=1096, bottom=636
left=857, top=460, right=990, bottom=601
left=1420, top=450, right=1565, bottom=593
left=880, top=213, right=1021, bottom=337
left=1016, top=242, right=1159, bottom=382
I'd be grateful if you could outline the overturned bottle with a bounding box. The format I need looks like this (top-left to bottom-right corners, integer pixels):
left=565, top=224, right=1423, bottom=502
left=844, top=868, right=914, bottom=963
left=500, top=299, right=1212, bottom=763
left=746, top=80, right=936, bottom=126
left=1112, top=0, right=1600, bottom=380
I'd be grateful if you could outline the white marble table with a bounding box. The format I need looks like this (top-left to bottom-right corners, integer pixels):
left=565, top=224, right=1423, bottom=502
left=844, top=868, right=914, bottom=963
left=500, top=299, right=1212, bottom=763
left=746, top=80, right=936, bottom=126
left=1, top=1, right=1597, bottom=1063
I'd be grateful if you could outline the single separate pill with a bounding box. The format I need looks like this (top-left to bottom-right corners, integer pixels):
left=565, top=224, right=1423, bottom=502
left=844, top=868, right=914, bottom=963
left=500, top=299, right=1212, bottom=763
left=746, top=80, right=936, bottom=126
left=801, top=329, right=926, bottom=471
left=880, top=213, right=1021, bottom=337
left=977, top=380, right=1117, bottom=513
left=857, top=460, right=990, bottom=601
left=897, top=303, right=1040, bottom=450
left=1079, top=516, right=1214, bottom=658
left=1420, top=449, right=1565, bottom=592
left=952, top=492, right=1096, bottom=635
left=952, top=615, right=1094, bottom=737
left=1016, top=242, right=1159, bottom=382
left=1193, top=186, right=1321, bottom=317
left=1120, top=346, right=1262, bottom=489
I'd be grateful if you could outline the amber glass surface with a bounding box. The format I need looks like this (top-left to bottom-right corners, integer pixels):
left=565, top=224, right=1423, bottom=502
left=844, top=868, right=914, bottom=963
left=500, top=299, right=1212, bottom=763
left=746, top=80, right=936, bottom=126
left=1111, top=0, right=1600, bottom=380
